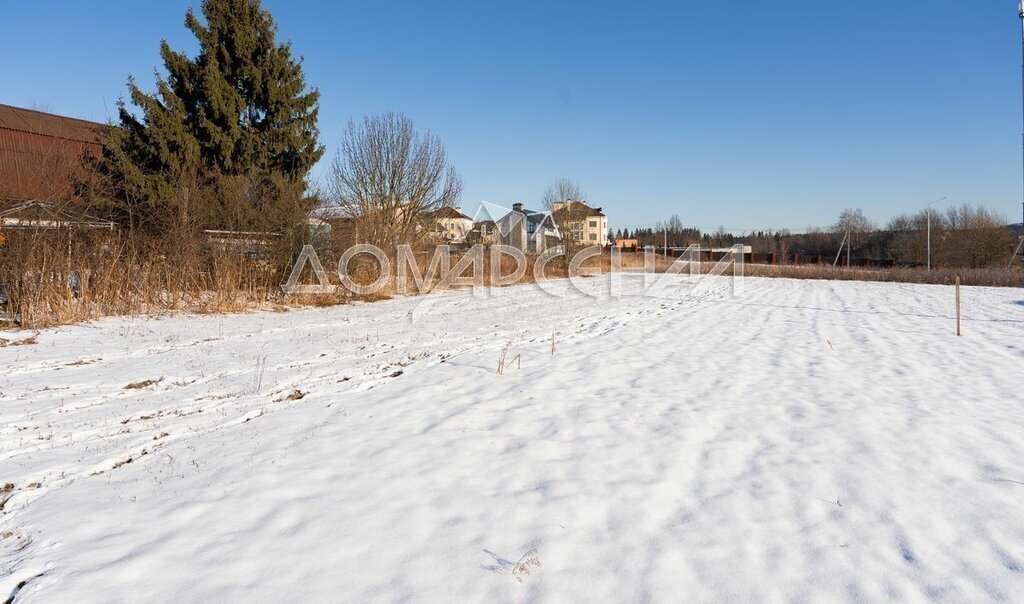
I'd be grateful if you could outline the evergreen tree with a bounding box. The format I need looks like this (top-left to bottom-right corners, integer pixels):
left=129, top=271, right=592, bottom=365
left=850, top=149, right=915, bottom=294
left=94, top=0, right=323, bottom=233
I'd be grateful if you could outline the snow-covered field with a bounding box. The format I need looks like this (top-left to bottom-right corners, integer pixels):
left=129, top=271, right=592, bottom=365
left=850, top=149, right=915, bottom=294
left=2, top=275, right=1023, bottom=602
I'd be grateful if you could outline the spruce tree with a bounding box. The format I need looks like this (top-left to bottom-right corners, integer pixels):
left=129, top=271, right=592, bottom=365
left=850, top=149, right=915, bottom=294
left=95, top=0, right=323, bottom=233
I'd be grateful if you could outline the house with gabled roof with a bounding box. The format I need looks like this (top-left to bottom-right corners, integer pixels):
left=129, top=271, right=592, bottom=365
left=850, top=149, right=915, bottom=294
left=426, top=206, right=474, bottom=244
left=495, top=203, right=561, bottom=253
left=551, top=200, right=608, bottom=247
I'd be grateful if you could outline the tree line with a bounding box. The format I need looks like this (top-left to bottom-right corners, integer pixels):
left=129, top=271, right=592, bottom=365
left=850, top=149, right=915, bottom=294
left=615, top=207, right=1020, bottom=269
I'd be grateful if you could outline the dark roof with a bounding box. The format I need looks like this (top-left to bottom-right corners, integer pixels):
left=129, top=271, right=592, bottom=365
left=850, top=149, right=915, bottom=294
left=430, top=207, right=473, bottom=221
left=552, top=201, right=605, bottom=219
left=0, top=104, right=105, bottom=203
left=526, top=212, right=550, bottom=226
left=512, top=207, right=552, bottom=226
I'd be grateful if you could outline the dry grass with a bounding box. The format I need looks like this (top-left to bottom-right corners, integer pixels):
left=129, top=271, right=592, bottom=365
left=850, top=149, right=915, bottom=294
left=609, top=250, right=1023, bottom=287
left=496, top=341, right=511, bottom=374
left=3, top=237, right=1020, bottom=331
left=738, top=262, right=1023, bottom=288
left=124, top=378, right=162, bottom=390
left=0, top=230, right=290, bottom=329
left=511, top=548, right=542, bottom=583
left=0, top=332, right=39, bottom=347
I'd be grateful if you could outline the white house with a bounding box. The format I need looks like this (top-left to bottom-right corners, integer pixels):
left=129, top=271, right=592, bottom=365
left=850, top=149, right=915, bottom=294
left=495, top=203, right=560, bottom=253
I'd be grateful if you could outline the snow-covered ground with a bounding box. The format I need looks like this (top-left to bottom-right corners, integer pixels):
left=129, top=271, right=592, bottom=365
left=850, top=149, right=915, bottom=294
left=2, top=275, right=1023, bottom=602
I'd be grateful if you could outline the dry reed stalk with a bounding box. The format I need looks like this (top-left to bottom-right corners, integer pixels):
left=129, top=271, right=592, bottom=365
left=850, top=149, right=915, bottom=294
left=496, top=341, right=511, bottom=374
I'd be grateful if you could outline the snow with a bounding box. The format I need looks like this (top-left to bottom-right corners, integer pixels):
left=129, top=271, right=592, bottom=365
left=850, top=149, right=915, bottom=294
left=2, top=275, right=1024, bottom=601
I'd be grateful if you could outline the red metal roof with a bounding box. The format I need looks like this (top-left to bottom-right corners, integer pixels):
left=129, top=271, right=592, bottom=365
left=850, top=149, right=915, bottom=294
left=0, top=104, right=102, bottom=143
left=0, top=103, right=105, bottom=203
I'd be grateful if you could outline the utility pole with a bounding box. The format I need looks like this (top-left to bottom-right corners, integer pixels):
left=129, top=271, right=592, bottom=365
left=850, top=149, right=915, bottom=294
left=846, top=229, right=851, bottom=268
left=927, top=211, right=932, bottom=271
left=1019, top=1, right=1024, bottom=248
left=925, top=196, right=947, bottom=271
left=833, top=230, right=848, bottom=268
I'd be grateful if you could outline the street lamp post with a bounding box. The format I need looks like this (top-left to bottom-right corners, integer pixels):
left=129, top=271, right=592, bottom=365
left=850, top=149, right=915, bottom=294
left=925, top=195, right=947, bottom=271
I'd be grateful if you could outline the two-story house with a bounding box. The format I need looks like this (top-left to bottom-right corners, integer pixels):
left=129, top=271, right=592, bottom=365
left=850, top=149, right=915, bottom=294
left=551, top=201, right=608, bottom=247
left=426, top=207, right=474, bottom=244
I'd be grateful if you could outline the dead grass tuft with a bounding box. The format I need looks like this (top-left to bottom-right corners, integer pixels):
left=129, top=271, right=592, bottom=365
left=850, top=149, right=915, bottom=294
left=496, top=341, right=511, bottom=374
left=124, top=378, right=162, bottom=390
left=496, top=341, right=521, bottom=375
left=511, top=548, right=542, bottom=583
left=0, top=333, right=39, bottom=347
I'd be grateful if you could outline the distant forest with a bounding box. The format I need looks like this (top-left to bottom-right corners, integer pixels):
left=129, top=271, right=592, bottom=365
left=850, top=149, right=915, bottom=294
left=613, top=208, right=1023, bottom=269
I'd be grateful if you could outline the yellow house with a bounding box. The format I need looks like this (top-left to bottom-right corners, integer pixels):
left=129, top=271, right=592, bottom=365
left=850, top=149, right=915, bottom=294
left=426, top=207, right=474, bottom=244
left=552, top=201, right=608, bottom=246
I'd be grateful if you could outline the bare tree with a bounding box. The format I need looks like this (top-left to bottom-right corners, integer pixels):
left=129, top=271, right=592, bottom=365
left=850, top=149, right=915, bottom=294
left=541, top=178, right=584, bottom=210
left=942, top=204, right=1015, bottom=268
left=886, top=212, right=930, bottom=265
left=833, top=208, right=876, bottom=257
left=541, top=178, right=590, bottom=257
left=327, top=112, right=462, bottom=250
left=833, top=208, right=876, bottom=234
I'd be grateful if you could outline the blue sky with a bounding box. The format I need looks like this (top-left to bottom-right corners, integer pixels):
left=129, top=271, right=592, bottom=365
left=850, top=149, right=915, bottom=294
left=2, top=1, right=1023, bottom=232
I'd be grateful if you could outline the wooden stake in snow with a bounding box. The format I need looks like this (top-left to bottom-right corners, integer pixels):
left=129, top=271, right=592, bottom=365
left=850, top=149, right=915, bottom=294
left=955, top=276, right=962, bottom=337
